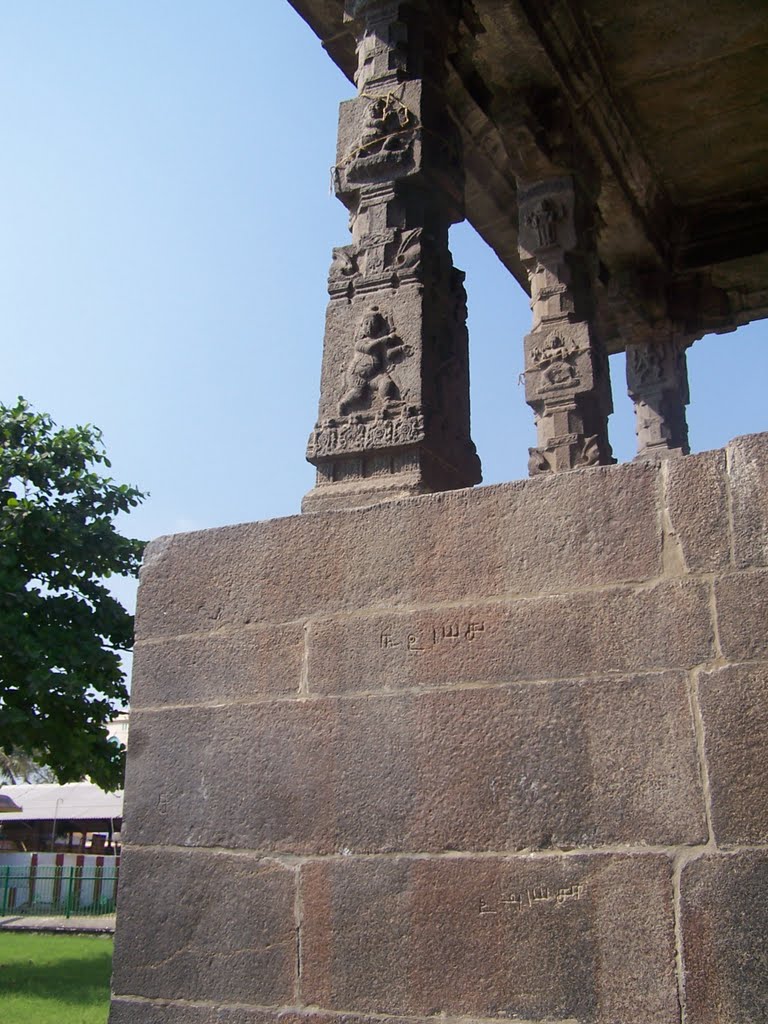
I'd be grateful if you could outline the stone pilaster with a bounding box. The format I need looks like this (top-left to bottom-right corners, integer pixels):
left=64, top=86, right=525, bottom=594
left=303, top=0, right=481, bottom=513
left=518, top=176, right=615, bottom=475
left=626, top=335, right=690, bottom=459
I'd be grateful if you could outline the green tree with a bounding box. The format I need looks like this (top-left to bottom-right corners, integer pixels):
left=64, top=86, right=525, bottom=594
left=0, top=398, right=145, bottom=790
left=0, top=749, right=56, bottom=785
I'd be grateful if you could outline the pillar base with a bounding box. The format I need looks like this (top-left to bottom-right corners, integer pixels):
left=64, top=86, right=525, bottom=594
left=633, top=444, right=686, bottom=463
left=302, top=478, right=426, bottom=513
left=303, top=443, right=481, bottom=513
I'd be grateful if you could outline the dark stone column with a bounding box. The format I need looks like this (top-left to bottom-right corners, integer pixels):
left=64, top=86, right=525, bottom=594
left=303, top=0, right=481, bottom=513
left=626, top=335, right=690, bottom=459
left=517, top=176, right=615, bottom=475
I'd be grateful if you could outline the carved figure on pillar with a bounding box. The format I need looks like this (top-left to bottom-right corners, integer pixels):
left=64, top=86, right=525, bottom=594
left=303, top=0, right=481, bottom=512
left=626, top=334, right=690, bottom=459
left=518, top=176, right=615, bottom=475
left=339, top=307, right=411, bottom=414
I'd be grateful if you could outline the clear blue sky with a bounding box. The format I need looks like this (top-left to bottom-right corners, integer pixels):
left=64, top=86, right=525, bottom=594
left=3, top=2, right=766, bottom=621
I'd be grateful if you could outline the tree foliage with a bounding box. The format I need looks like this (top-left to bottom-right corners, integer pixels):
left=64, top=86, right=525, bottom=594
left=0, top=749, right=56, bottom=785
left=0, top=398, right=145, bottom=790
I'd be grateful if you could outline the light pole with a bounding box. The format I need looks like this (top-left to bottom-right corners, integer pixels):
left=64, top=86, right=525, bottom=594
left=50, top=796, right=64, bottom=852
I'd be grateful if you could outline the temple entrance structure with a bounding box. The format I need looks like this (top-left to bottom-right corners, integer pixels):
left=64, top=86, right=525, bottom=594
left=300, top=0, right=767, bottom=509
left=109, top=4, right=767, bottom=1023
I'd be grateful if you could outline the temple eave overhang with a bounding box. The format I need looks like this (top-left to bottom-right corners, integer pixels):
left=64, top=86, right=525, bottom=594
left=288, top=0, right=768, bottom=348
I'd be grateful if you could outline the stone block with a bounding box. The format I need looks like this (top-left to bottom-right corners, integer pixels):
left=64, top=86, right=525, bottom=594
left=131, top=623, right=304, bottom=708
left=714, top=570, right=768, bottom=663
left=727, top=432, right=768, bottom=568
left=665, top=449, right=730, bottom=572
left=300, top=854, right=678, bottom=1022
left=135, top=462, right=661, bottom=640
left=307, top=579, right=714, bottom=693
left=125, top=673, right=705, bottom=853
left=110, top=1003, right=216, bottom=1024
left=109, top=1005, right=292, bottom=1024
left=109, top=1005, right=271, bottom=1024
left=123, top=702, right=330, bottom=852
left=110, top=1005, right=418, bottom=1024
left=681, top=851, right=768, bottom=1024
left=698, top=664, right=768, bottom=845
left=110, top=848, right=295, bottom=1004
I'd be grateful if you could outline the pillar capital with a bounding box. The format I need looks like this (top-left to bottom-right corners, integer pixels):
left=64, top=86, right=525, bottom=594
left=343, top=0, right=461, bottom=92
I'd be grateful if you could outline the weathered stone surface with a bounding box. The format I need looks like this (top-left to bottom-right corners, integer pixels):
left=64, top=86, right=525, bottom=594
left=110, top=1002, right=218, bottom=1024
left=110, top=1005, right=421, bottom=1024
left=110, top=1005, right=298, bottom=1024
left=681, top=851, right=768, bottom=1024
left=714, top=570, right=768, bottom=662
left=110, top=848, right=295, bottom=1004
left=665, top=448, right=730, bottom=571
left=131, top=624, right=304, bottom=708
left=308, top=579, right=714, bottom=693
left=122, top=704, right=328, bottom=852
left=698, top=664, right=768, bottom=845
left=136, top=463, right=661, bottom=640
left=301, top=854, right=678, bottom=1021
left=126, top=673, right=705, bottom=853
left=728, top=432, right=768, bottom=569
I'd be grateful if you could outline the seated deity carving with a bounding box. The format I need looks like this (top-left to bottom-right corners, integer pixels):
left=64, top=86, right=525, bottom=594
left=339, top=307, right=412, bottom=416
left=345, top=95, right=416, bottom=182
left=359, top=95, right=412, bottom=153
left=529, top=333, right=580, bottom=369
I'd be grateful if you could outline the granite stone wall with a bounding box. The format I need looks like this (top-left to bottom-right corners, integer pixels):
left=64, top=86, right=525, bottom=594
left=109, top=432, right=768, bottom=1024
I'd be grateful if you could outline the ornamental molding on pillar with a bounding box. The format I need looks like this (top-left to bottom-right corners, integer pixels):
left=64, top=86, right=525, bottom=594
left=326, top=227, right=431, bottom=301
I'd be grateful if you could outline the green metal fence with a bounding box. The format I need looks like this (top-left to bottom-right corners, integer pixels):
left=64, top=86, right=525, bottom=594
left=0, top=863, right=119, bottom=918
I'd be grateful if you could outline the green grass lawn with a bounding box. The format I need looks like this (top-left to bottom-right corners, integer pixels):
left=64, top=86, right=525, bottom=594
left=0, top=932, right=113, bottom=1024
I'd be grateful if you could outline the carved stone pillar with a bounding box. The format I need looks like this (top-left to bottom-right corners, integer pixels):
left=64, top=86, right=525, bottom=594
left=302, top=0, right=481, bottom=513
left=517, top=176, right=615, bottom=475
left=626, top=335, right=690, bottom=459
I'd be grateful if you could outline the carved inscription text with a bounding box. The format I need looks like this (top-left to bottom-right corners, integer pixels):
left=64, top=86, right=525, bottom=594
left=479, top=884, right=586, bottom=916
left=380, top=620, right=486, bottom=653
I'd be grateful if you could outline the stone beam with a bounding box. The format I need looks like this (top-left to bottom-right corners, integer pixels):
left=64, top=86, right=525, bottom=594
left=514, top=0, right=672, bottom=269
left=678, top=201, right=768, bottom=271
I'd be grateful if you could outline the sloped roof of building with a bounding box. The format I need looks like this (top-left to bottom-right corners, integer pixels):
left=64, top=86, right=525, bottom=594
left=0, top=783, right=123, bottom=822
